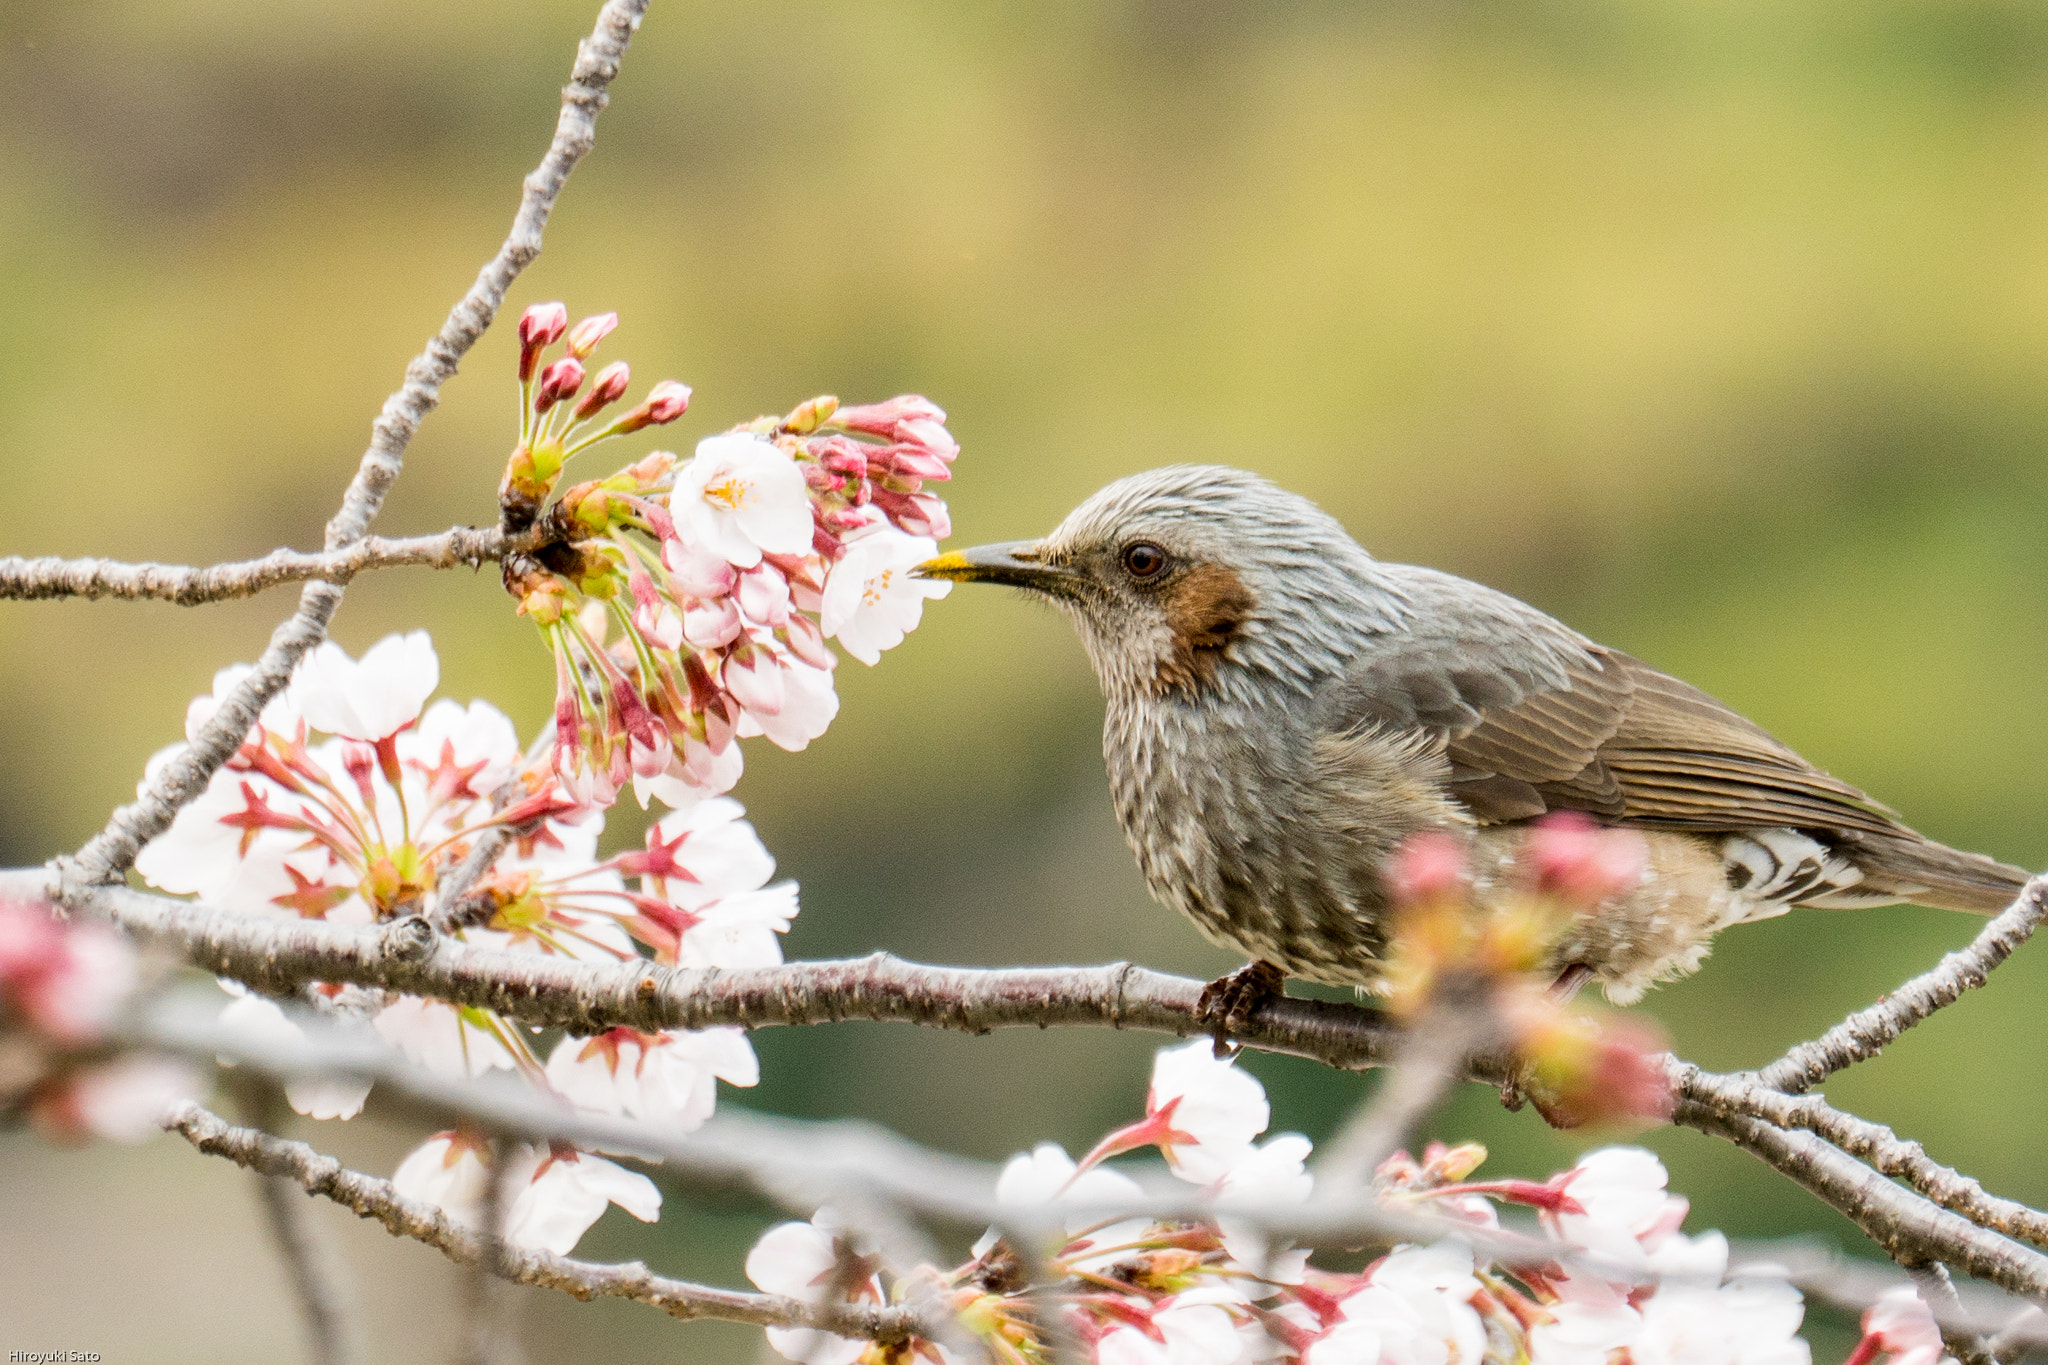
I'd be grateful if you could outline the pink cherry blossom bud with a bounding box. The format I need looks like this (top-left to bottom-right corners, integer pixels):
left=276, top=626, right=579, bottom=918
left=783, top=613, right=836, bottom=671
left=564, top=311, right=619, bottom=360
left=1388, top=832, right=1467, bottom=907
left=534, top=357, right=586, bottom=415
left=615, top=380, right=693, bottom=434
left=683, top=596, right=743, bottom=650
left=803, top=464, right=847, bottom=495
left=722, top=644, right=786, bottom=717
left=736, top=564, right=792, bottom=628
left=573, top=361, right=632, bottom=421
left=517, top=302, right=569, bottom=381
left=819, top=446, right=869, bottom=481
left=878, top=446, right=955, bottom=482
left=628, top=570, right=685, bottom=651
left=1524, top=813, right=1646, bottom=907
left=871, top=489, right=951, bottom=539
left=810, top=524, right=844, bottom=561
left=664, top=540, right=738, bottom=599
left=835, top=395, right=947, bottom=440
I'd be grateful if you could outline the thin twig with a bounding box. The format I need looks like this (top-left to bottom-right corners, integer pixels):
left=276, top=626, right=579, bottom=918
left=1674, top=1101, right=2048, bottom=1307
left=1910, top=1261, right=1999, bottom=1365
left=1754, top=878, right=2048, bottom=1095
left=1676, top=1063, right=2048, bottom=1254
left=1315, top=985, right=1493, bottom=1188
left=0, top=526, right=527, bottom=605
left=163, top=1102, right=926, bottom=1341
left=51, top=0, right=649, bottom=890
left=460, top=1137, right=521, bottom=1365
left=256, top=1163, right=358, bottom=1365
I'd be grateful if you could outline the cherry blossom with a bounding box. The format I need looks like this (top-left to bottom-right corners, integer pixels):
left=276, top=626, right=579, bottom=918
left=1846, top=1286, right=1949, bottom=1365
left=373, top=996, right=519, bottom=1080
left=0, top=898, right=136, bottom=1045
left=1096, top=1292, right=1252, bottom=1365
left=36, top=1055, right=203, bottom=1143
left=392, top=1132, right=661, bottom=1256
left=543, top=1026, right=758, bottom=1131
left=676, top=433, right=816, bottom=568
left=821, top=529, right=952, bottom=665
left=504, top=1144, right=662, bottom=1255
left=1083, top=1039, right=1271, bottom=1182
left=217, top=994, right=372, bottom=1120
left=747, top=1213, right=881, bottom=1365
left=289, top=630, right=441, bottom=743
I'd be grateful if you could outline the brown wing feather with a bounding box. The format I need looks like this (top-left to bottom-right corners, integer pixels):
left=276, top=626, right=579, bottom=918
left=1442, top=649, right=1913, bottom=838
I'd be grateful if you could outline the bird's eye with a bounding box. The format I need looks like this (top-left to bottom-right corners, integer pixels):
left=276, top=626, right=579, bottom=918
left=1120, top=541, right=1169, bottom=579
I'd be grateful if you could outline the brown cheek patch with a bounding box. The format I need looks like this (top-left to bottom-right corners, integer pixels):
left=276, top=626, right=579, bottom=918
left=1153, top=563, right=1256, bottom=692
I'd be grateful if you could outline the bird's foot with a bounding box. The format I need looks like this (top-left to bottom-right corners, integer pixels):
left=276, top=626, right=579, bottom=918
left=1195, top=960, right=1286, bottom=1057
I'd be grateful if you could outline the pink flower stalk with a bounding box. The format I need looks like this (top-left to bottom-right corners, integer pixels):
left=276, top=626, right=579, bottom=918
left=517, top=301, right=569, bottom=381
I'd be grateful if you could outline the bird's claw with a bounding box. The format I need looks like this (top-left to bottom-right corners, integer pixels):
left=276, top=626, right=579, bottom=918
left=1194, top=960, right=1286, bottom=1057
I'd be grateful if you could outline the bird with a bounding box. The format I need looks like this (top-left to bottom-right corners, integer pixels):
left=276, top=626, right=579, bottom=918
left=915, top=464, right=2032, bottom=1026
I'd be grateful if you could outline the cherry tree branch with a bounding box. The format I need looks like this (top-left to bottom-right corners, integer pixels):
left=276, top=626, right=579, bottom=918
left=1675, top=1102, right=2048, bottom=1306
left=51, top=0, right=649, bottom=890
left=255, top=1162, right=358, bottom=1365
left=0, top=526, right=537, bottom=605
left=162, top=1102, right=927, bottom=1342
left=25, top=871, right=1438, bottom=1077
left=28, top=867, right=2048, bottom=1305
left=1675, top=1062, right=2048, bottom=1253
left=1753, top=877, right=2048, bottom=1095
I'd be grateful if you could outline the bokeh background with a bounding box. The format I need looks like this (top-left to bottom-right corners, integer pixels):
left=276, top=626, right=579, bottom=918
left=5, top=0, right=2048, bottom=1359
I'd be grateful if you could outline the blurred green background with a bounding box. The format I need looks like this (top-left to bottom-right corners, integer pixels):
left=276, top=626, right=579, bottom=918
left=6, top=0, right=2048, bottom=1359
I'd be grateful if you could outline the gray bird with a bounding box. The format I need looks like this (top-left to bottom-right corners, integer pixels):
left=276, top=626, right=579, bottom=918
left=916, top=465, right=2029, bottom=1022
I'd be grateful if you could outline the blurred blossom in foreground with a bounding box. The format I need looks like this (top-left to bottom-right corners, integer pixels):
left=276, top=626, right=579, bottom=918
left=0, top=895, right=201, bottom=1142
left=1381, top=814, right=1674, bottom=1129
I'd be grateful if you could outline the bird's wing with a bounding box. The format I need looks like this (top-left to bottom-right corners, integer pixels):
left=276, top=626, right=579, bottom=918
left=1317, top=565, right=1910, bottom=837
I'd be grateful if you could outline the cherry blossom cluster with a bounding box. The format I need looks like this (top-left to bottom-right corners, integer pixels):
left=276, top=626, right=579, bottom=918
left=1846, top=1287, right=1954, bottom=1365
left=495, top=302, right=956, bottom=809
left=0, top=894, right=195, bottom=1142
left=131, top=632, right=799, bottom=1253
left=1382, top=815, right=1674, bottom=1128
left=744, top=1041, right=1814, bottom=1365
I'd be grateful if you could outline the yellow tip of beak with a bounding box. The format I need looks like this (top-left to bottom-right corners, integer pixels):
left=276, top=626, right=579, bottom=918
left=913, top=550, right=976, bottom=581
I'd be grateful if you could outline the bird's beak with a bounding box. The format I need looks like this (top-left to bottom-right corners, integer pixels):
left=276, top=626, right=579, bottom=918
left=913, top=541, right=1082, bottom=596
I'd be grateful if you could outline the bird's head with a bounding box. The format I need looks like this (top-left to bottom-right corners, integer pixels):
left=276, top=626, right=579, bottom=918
left=916, top=465, right=1406, bottom=701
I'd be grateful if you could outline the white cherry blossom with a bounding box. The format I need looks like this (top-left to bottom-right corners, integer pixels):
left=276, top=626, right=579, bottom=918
left=216, top=994, right=371, bottom=1120
left=503, top=1146, right=661, bottom=1255
left=738, top=657, right=839, bottom=751
left=58, top=1056, right=203, bottom=1143
left=747, top=1214, right=878, bottom=1365
left=1146, top=1039, right=1271, bottom=1181
left=820, top=529, right=951, bottom=665
left=1851, top=1286, right=1947, bottom=1365
left=391, top=1135, right=660, bottom=1256
left=543, top=1026, right=758, bottom=1131
left=675, top=433, right=814, bottom=568
left=373, top=996, right=518, bottom=1079
left=290, top=631, right=441, bottom=742
left=1097, top=1293, right=1251, bottom=1365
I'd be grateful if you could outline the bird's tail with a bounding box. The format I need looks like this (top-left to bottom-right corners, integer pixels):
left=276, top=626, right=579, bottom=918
left=1848, top=833, right=2033, bottom=914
